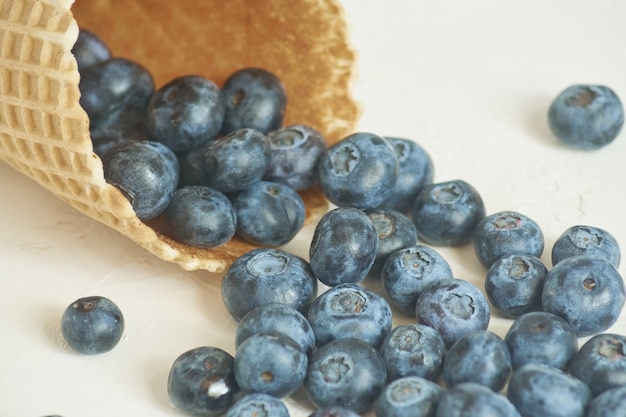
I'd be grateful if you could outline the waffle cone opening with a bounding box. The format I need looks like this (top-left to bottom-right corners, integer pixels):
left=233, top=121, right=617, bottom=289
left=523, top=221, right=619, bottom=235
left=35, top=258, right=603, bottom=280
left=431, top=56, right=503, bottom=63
left=0, top=0, right=359, bottom=272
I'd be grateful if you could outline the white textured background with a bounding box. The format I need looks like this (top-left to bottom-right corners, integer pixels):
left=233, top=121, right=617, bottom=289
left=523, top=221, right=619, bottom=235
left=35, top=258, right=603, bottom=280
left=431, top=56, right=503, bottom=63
left=1, top=1, right=625, bottom=416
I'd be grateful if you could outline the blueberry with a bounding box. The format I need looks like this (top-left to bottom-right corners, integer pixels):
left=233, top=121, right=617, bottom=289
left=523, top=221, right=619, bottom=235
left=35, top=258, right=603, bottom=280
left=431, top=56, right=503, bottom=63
left=167, top=346, right=239, bottom=417
left=60, top=296, right=124, bottom=354
left=442, top=330, right=511, bottom=392
left=377, top=137, right=434, bottom=214
left=504, top=311, right=578, bottom=371
left=233, top=331, right=307, bottom=398
left=72, top=28, right=111, bottom=72
left=381, top=245, right=453, bottom=316
left=304, top=338, right=387, bottom=413
left=235, top=303, right=315, bottom=355
left=548, top=84, right=624, bottom=150
left=379, top=323, right=447, bottom=382
left=507, top=364, right=592, bottom=417
left=232, top=181, right=305, bottom=247
left=226, top=393, right=289, bottom=417
left=221, top=248, right=317, bottom=321
left=163, top=185, right=237, bottom=248
left=306, top=283, right=392, bottom=349
left=551, top=224, right=621, bottom=268
left=102, top=140, right=179, bottom=220
left=366, top=209, right=418, bottom=276
left=473, top=210, right=544, bottom=269
left=309, top=207, right=378, bottom=286
left=484, top=254, right=548, bottom=318
left=309, top=407, right=361, bottom=417
left=375, top=376, right=443, bottom=417
left=318, top=132, right=399, bottom=210
left=569, top=333, right=626, bottom=396
left=146, top=75, right=225, bottom=152
left=79, top=57, right=154, bottom=133
left=541, top=255, right=625, bottom=337
left=264, top=124, right=327, bottom=190
left=415, top=278, right=491, bottom=347
left=435, top=383, right=521, bottom=417
left=201, top=128, right=271, bottom=193
left=411, top=179, right=486, bottom=246
left=220, top=67, right=287, bottom=135
left=586, top=386, right=626, bottom=417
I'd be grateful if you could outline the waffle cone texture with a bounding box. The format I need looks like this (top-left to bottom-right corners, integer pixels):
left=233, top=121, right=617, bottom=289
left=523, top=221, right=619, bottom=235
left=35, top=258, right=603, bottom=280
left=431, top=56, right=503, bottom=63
left=0, top=0, right=359, bottom=272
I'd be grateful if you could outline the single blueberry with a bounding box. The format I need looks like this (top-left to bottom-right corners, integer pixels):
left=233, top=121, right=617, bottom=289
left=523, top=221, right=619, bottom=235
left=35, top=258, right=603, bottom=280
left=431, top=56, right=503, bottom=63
left=377, top=137, right=434, bottom=214
left=443, top=330, right=512, bottom=392
left=220, top=67, right=287, bottom=135
left=504, top=311, right=578, bottom=371
left=551, top=224, right=621, bottom=268
left=221, top=248, right=318, bottom=321
left=412, top=179, right=486, bottom=246
left=507, top=364, right=592, bottom=417
left=484, top=254, right=548, bottom=318
left=102, top=140, right=179, bottom=220
left=366, top=209, right=418, bottom=277
left=379, top=323, right=447, bottom=382
left=146, top=75, right=225, bottom=152
left=435, top=383, right=521, bottom=417
left=318, top=132, right=399, bottom=210
left=235, top=303, right=315, bottom=355
left=233, top=331, right=308, bottom=398
left=264, top=124, right=327, bottom=190
left=60, top=296, right=124, bottom=354
left=304, top=338, right=387, bottom=413
left=381, top=245, right=453, bottom=316
left=232, top=180, right=305, bottom=247
left=201, top=128, right=271, bottom=193
left=473, top=210, right=544, bottom=269
left=541, top=255, right=625, bottom=337
left=415, top=278, right=491, bottom=347
left=79, top=57, right=154, bottom=133
left=569, top=333, right=626, bottom=396
left=586, top=386, right=626, bottom=417
left=375, top=376, right=443, bottom=417
left=309, top=207, right=378, bottom=286
left=72, top=28, right=111, bottom=72
left=306, top=283, right=392, bottom=349
left=163, top=185, right=237, bottom=248
left=548, top=84, right=624, bottom=150
left=309, top=407, right=361, bottom=417
left=167, top=346, right=239, bottom=417
left=226, top=393, right=289, bottom=417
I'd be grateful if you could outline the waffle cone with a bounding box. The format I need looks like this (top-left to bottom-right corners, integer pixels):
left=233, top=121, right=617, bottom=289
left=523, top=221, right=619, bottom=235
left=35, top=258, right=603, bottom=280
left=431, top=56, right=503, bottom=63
left=0, top=0, right=359, bottom=272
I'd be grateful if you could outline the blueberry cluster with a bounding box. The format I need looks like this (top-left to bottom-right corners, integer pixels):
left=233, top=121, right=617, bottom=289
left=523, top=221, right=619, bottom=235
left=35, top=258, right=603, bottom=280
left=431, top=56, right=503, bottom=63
left=73, top=29, right=327, bottom=249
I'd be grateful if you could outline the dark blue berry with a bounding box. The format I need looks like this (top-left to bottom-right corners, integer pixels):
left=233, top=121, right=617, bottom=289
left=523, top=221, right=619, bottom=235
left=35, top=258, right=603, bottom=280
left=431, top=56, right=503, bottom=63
left=164, top=185, right=237, bottom=248
left=309, top=207, right=378, bottom=286
left=220, top=67, right=287, bottom=135
left=72, top=28, right=111, bottom=72
left=307, top=283, right=392, bottom=349
left=484, top=254, right=547, bottom=318
left=381, top=245, right=453, bottom=316
left=60, top=296, right=124, bottom=354
left=415, top=278, right=491, bottom=347
left=102, top=140, right=179, bottom=220
left=375, top=376, right=443, bottom=417
left=226, top=393, right=289, bottom=417
left=232, top=181, right=305, bottom=247
left=548, top=84, right=624, bottom=150
left=586, top=386, right=626, bottom=417
left=304, top=338, right=387, bottom=413
left=569, top=333, right=626, bottom=396
left=318, top=132, right=399, bottom=210
left=412, top=179, right=485, bottom=246
left=541, top=255, right=625, bottom=337
left=167, top=346, right=239, bottom=417
left=551, top=224, right=621, bottom=268
left=435, top=383, right=521, bottom=417
left=264, top=124, right=327, bottom=190
left=504, top=311, right=578, bottom=371
left=221, top=248, right=317, bottom=321
left=473, top=210, right=544, bottom=269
